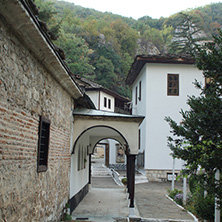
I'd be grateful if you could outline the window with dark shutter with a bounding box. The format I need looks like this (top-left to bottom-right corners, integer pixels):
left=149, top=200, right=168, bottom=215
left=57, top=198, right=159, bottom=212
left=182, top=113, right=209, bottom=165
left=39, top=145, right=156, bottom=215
left=167, top=74, right=179, bottom=96
left=135, top=86, right=138, bottom=105
left=104, top=97, right=107, bottom=107
left=37, top=116, right=50, bottom=172
left=108, top=99, right=111, bottom=109
left=138, top=81, right=141, bottom=101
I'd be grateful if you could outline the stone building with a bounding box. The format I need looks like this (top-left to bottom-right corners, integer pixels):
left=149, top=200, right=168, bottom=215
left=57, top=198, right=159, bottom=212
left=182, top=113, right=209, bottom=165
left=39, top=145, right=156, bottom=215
left=0, top=0, right=82, bottom=221
left=0, top=1, right=144, bottom=221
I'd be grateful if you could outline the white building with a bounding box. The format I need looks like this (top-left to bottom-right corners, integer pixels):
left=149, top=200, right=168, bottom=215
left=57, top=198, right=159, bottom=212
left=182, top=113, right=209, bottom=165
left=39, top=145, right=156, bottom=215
left=75, top=76, right=131, bottom=169
left=126, top=55, right=204, bottom=181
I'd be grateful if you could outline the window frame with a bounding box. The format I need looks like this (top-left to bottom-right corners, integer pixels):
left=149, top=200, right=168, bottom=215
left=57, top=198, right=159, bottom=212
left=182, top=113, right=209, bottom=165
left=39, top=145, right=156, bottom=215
left=37, top=116, right=50, bottom=173
left=167, top=74, right=179, bottom=96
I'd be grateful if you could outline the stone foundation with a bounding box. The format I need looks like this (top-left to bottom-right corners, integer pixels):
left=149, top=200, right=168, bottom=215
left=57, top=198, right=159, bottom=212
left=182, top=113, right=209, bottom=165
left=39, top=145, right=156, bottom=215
left=145, top=169, right=181, bottom=182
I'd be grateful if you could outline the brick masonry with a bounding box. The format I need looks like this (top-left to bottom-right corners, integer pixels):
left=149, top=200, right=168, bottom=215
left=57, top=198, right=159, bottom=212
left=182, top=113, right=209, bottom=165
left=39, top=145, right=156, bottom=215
left=0, top=17, right=74, bottom=221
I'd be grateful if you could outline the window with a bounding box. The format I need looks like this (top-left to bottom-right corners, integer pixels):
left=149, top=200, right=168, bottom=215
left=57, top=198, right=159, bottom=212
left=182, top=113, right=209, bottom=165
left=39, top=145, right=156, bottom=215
left=104, top=97, right=107, bottom=107
left=37, top=116, right=50, bottom=172
left=135, top=86, right=138, bottom=105
left=78, top=145, right=87, bottom=171
left=138, top=129, right=141, bottom=150
left=108, top=99, right=111, bottom=109
left=116, top=144, right=125, bottom=163
left=168, top=74, right=179, bottom=96
left=138, top=81, right=141, bottom=101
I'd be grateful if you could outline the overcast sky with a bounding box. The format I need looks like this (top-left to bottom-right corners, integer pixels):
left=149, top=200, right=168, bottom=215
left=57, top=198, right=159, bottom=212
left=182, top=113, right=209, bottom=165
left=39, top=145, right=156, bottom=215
left=59, top=0, right=221, bottom=19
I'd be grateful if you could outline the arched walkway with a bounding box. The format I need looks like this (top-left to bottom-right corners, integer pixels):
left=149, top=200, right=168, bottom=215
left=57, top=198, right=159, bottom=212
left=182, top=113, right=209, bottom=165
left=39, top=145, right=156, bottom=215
left=69, top=107, right=144, bottom=216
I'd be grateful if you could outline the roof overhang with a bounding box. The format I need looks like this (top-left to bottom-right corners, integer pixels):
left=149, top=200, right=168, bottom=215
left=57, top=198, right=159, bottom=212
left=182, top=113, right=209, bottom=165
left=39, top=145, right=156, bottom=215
left=0, top=0, right=83, bottom=99
left=126, top=54, right=196, bottom=85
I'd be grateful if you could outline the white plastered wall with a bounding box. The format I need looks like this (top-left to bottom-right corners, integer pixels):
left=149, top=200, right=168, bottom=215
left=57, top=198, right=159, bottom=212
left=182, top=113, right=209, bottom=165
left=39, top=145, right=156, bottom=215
left=100, top=91, right=115, bottom=112
left=70, top=135, right=89, bottom=199
left=132, top=63, right=204, bottom=171
left=86, top=91, right=100, bottom=109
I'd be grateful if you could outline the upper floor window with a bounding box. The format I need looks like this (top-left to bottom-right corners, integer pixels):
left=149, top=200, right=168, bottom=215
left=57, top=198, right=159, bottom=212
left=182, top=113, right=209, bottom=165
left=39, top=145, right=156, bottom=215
left=168, top=74, right=179, bottom=96
left=138, top=81, right=141, bottom=101
left=135, top=86, right=138, bottom=105
left=108, top=99, right=111, bottom=109
left=104, top=97, right=107, bottom=107
left=37, top=116, right=50, bottom=172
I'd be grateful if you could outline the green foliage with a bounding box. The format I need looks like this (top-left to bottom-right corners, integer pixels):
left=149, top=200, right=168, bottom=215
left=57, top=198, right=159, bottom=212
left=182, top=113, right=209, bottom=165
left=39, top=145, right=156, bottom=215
left=35, top=0, right=62, bottom=39
left=166, top=30, right=222, bottom=220
left=56, top=33, right=94, bottom=75
left=94, top=56, right=117, bottom=90
left=168, top=188, right=182, bottom=199
left=168, top=12, right=207, bottom=54
left=186, top=174, right=216, bottom=220
left=36, top=0, right=222, bottom=97
left=121, top=177, right=127, bottom=185
left=168, top=189, right=183, bottom=206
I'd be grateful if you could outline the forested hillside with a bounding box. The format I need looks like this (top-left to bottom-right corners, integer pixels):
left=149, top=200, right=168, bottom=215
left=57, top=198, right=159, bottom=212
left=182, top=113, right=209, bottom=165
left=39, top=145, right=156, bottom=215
left=35, top=0, right=222, bottom=97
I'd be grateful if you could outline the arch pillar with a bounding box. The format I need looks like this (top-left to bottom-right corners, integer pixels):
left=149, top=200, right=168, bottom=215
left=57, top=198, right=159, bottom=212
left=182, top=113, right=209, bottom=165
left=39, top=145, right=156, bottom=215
left=126, top=145, right=136, bottom=214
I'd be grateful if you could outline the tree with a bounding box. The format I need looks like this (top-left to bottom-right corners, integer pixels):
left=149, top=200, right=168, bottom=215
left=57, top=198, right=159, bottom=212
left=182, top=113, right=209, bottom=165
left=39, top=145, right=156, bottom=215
left=56, top=33, right=94, bottom=75
left=94, top=56, right=118, bottom=91
left=165, top=30, right=222, bottom=218
left=35, top=0, right=61, bottom=39
left=169, top=13, right=207, bottom=55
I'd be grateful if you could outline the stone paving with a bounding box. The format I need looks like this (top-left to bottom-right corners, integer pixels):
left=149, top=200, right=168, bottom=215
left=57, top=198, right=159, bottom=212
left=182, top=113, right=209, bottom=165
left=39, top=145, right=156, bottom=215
left=135, top=182, right=195, bottom=221
left=70, top=158, right=196, bottom=222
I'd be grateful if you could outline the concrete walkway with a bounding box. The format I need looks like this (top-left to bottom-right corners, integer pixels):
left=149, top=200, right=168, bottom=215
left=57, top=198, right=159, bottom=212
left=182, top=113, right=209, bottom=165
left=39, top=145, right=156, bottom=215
left=135, top=182, right=195, bottom=221
left=71, top=158, right=196, bottom=222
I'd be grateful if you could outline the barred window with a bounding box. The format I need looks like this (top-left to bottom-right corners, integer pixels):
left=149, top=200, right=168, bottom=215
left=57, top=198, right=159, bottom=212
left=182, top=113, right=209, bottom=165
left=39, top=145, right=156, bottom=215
left=37, top=116, right=50, bottom=172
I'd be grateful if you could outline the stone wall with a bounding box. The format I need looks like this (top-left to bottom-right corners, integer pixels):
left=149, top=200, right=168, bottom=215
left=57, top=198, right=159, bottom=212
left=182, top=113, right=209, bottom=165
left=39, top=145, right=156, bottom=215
left=146, top=169, right=181, bottom=182
left=0, top=18, right=74, bottom=221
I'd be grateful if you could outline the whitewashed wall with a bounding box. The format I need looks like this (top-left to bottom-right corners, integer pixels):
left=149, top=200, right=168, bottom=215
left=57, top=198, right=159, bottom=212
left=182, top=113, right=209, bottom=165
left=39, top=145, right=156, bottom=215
left=132, top=63, right=204, bottom=171
left=87, top=91, right=99, bottom=109
left=70, top=136, right=89, bottom=199
left=100, top=91, right=115, bottom=112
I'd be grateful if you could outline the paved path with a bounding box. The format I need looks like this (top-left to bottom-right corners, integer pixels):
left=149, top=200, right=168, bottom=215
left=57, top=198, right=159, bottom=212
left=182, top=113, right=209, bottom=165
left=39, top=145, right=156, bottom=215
left=135, top=182, right=195, bottom=221
left=71, top=158, right=196, bottom=222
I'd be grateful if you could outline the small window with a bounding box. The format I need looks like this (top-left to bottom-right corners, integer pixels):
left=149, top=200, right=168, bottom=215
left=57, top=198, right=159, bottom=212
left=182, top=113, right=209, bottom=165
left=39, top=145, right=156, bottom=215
left=37, top=116, right=50, bottom=172
left=108, top=99, right=111, bottom=109
left=138, top=129, right=141, bottom=150
left=138, top=81, right=141, bottom=101
left=78, top=145, right=87, bottom=171
left=104, top=97, right=107, bottom=107
left=168, top=74, right=179, bottom=96
left=135, top=86, right=138, bottom=105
